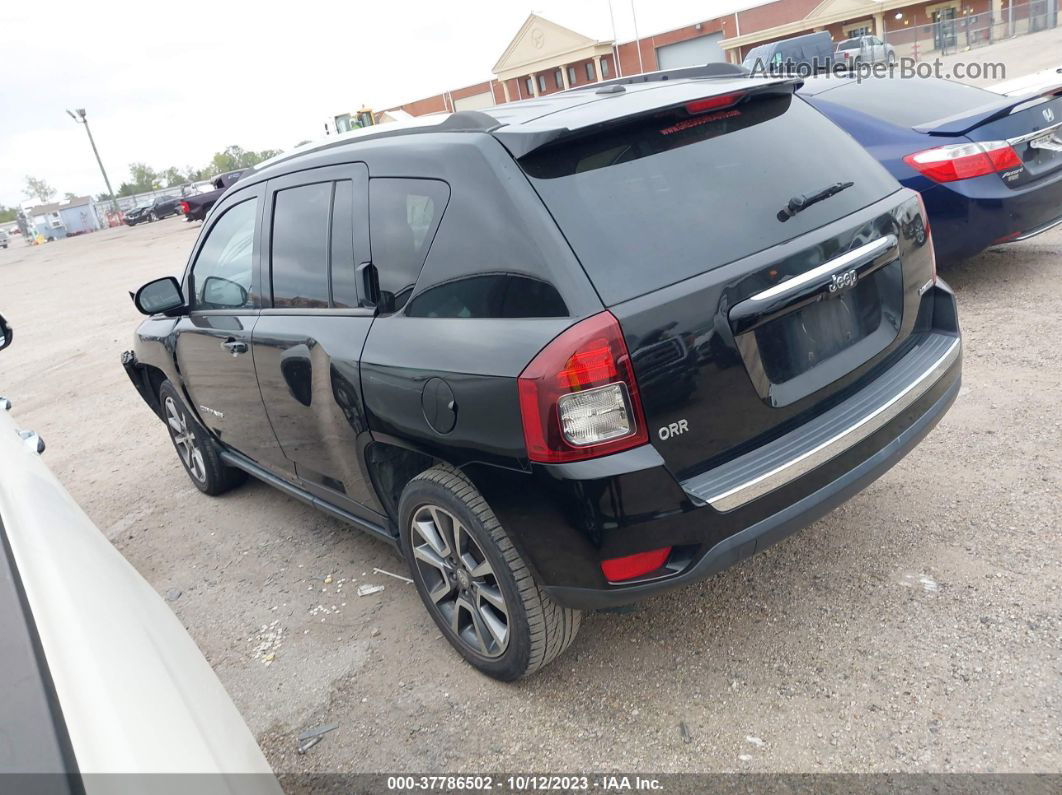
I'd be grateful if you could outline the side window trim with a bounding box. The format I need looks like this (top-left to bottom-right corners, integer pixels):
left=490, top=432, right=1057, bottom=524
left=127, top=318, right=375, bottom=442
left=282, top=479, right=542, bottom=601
left=261, top=162, right=370, bottom=314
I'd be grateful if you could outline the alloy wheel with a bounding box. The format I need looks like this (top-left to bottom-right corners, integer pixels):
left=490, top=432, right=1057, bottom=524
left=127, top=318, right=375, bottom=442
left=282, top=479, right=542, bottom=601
left=164, top=396, right=207, bottom=483
left=410, top=504, right=509, bottom=658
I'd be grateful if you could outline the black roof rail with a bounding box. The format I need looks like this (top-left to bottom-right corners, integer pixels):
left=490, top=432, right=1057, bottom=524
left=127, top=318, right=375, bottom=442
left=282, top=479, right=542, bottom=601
left=566, top=62, right=751, bottom=92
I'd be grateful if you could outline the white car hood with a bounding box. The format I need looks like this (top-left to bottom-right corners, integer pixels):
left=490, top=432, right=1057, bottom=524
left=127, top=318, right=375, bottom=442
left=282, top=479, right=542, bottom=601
left=0, top=403, right=280, bottom=787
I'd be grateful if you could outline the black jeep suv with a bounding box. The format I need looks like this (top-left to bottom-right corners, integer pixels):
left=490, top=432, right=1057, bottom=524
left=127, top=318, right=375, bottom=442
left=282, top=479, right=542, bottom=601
left=123, top=69, right=961, bottom=680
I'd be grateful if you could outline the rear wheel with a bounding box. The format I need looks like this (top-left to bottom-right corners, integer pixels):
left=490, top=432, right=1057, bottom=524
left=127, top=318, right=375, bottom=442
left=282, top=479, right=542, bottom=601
left=399, top=467, right=581, bottom=680
left=158, top=380, right=245, bottom=495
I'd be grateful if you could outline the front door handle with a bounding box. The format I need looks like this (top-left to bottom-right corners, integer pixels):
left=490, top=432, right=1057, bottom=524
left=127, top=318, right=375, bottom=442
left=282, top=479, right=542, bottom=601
left=222, top=338, right=248, bottom=356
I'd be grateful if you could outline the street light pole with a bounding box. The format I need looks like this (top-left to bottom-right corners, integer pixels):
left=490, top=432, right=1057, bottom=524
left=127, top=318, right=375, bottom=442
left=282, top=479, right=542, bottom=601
left=66, top=108, right=117, bottom=211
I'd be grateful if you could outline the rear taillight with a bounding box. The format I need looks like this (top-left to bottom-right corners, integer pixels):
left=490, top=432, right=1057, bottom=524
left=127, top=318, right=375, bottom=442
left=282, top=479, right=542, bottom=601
left=518, top=311, right=648, bottom=463
left=179, top=201, right=189, bottom=214
left=601, top=546, right=672, bottom=582
left=903, top=140, right=1022, bottom=183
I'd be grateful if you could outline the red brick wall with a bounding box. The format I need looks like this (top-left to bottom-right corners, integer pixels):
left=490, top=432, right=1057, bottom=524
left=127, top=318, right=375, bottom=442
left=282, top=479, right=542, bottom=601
left=736, top=0, right=822, bottom=35
left=396, top=94, right=448, bottom=116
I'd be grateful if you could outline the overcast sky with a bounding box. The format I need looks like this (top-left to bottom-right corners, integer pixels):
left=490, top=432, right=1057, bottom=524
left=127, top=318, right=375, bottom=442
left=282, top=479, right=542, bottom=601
left=0, top=0, right=763, bottom=206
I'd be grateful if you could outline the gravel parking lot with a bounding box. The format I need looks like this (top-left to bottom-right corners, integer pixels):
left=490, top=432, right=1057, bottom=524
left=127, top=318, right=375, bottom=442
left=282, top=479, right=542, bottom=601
left=1, top=209, right=1058, bottom=775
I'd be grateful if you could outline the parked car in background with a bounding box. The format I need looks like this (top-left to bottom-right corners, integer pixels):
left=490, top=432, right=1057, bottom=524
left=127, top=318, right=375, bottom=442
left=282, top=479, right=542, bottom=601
left=179, top=170, right=245, bottom=222
left=0, top=312, right=280, bottom=786
left=124, top=194, right=183, bottom=226
left=835, top=35, right=896, bottom=68
left=743, top=31, right=834, bottom=74
left=800, top=75, right=1062, bottom=264
left=124, top=71, right=960, bottom=680
left=0, top=229, right=8, bottom=248
left=990, top=64, right=1062, bottom=97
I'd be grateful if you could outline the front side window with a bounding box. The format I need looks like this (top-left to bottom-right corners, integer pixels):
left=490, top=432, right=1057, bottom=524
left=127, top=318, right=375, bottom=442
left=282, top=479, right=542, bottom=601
left=192, top=198, right=257, bottom=310
left=271, top=182, right=332, bottom=309
left=369, top=179, right=449, bottom=312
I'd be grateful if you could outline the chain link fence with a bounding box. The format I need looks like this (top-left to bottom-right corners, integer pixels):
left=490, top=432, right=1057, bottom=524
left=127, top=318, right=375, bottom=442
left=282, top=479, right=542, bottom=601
left=883, top=0, right=1059, bottom=59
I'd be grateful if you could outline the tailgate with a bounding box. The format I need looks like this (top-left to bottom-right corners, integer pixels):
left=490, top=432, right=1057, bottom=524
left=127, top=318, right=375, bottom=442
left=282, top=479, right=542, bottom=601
left=611, top=192, right=933, bottom=482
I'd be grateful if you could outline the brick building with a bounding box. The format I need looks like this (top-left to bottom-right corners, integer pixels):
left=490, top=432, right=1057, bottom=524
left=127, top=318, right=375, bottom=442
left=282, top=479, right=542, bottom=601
left=382, top=1, right=1052, bottom=117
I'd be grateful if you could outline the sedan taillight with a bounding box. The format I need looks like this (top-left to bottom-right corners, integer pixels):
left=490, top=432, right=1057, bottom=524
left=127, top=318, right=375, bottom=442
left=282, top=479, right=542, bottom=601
left=518, top=311, right=648, bottom=463
left=179, top=201, right=189, bottom=214
left=903, top=140, right=1022, bottom=183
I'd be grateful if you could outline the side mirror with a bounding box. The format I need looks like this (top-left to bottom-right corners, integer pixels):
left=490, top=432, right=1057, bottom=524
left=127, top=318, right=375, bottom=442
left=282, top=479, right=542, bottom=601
left=0, top=313, right=12, bottom=351
left=201, top=276, right=248, bottom=309
left=134, top=276, right=185, bottom=315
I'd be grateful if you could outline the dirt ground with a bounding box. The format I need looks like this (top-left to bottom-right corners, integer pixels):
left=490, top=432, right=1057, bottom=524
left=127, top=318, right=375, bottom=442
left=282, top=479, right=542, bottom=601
left=1, top=37, right=1060, bottom=775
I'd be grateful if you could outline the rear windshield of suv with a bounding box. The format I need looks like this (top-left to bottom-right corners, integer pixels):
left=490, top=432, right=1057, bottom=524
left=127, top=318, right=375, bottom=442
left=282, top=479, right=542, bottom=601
left=521, top=92, right=897, bottom=305
left=817, top=77, right=999, bottom=126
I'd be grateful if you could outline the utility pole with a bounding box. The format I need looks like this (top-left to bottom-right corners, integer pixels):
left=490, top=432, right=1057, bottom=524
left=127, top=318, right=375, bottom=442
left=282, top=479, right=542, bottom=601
left=630, top=0, right=644, bottom=74
left=607, top=0, right=623, bottom=77
left=66, top=108, right=117, bottom=211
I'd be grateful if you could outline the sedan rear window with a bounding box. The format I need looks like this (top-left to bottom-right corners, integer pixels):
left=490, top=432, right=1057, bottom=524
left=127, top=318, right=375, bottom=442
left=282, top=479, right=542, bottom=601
left=816, top=77, right=1000, bottom=126
left=521, top=93, right=897, bottom=305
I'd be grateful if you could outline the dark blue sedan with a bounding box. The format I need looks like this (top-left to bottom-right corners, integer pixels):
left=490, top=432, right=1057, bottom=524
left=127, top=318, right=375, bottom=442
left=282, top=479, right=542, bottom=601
left=799, top=75, right=1062, bottom=265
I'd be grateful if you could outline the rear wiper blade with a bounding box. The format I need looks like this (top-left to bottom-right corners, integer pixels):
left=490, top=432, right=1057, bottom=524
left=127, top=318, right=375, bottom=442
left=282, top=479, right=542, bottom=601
left=777, top=181, right=854, bottom=222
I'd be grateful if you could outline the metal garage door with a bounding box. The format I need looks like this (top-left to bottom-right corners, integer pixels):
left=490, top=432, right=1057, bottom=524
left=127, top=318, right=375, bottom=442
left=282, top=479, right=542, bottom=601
left=656, top=33, right=725, bottom=68
left=453, top=91, right=494, bottom=111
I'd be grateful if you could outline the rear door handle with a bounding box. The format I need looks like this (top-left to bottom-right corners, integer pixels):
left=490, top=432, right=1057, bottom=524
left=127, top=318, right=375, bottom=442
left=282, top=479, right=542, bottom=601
left=222, top=338, right=248, bottom=356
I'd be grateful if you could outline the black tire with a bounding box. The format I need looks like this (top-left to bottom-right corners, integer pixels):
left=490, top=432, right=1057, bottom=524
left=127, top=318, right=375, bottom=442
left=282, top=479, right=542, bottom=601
left=399, top=467, right=581, bottom=680
left=157, top=380, right=246, bottom=495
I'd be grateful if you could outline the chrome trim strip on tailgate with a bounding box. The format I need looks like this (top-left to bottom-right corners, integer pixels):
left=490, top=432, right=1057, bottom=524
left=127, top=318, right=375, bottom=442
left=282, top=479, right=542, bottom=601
left=1007, top=119, right=1062, bottom=146
left=749, top=235, right=896, bottom=303
left=699, top=337, right=960, bottom=512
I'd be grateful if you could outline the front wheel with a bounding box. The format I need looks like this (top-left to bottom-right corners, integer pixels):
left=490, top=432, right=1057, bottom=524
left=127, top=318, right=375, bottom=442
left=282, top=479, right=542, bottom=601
left=158, top=380, right=246, bottom=495
left=399, top=467, right=581, bottom=680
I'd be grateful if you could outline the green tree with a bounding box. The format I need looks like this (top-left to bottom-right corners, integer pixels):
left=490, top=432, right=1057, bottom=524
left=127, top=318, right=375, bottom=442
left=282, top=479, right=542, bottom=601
left=0, top=205, right=17, bottom=224
left=127, top=162, right=160, bottom=192
left=23, top=175, right=55, bottom=204
left=159, top=166, right=184, bottom=187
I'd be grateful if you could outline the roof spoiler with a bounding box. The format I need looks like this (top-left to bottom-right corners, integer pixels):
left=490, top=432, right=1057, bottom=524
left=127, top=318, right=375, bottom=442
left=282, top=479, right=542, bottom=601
left=914, top=81, right=1062, bottom=136
left=495, top=78, right=801, bottom=159
left=565, top=62, right=752, bottom=93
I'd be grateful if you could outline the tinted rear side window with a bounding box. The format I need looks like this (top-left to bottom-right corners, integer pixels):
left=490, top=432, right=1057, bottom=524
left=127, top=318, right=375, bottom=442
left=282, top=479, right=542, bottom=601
left=369, top=178, right=449, bottom=311
left=818, top=78, right=999, bottom=126
left=271, top=182, right=331, bottom=308
left=522, top=93, right=897, bottom=305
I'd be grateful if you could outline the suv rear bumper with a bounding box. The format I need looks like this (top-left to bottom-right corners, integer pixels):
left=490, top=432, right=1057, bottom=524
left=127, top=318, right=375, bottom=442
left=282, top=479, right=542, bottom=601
left=477, top=284, right=961, bottom=610
left=543, top=367, right=959, bottom=609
